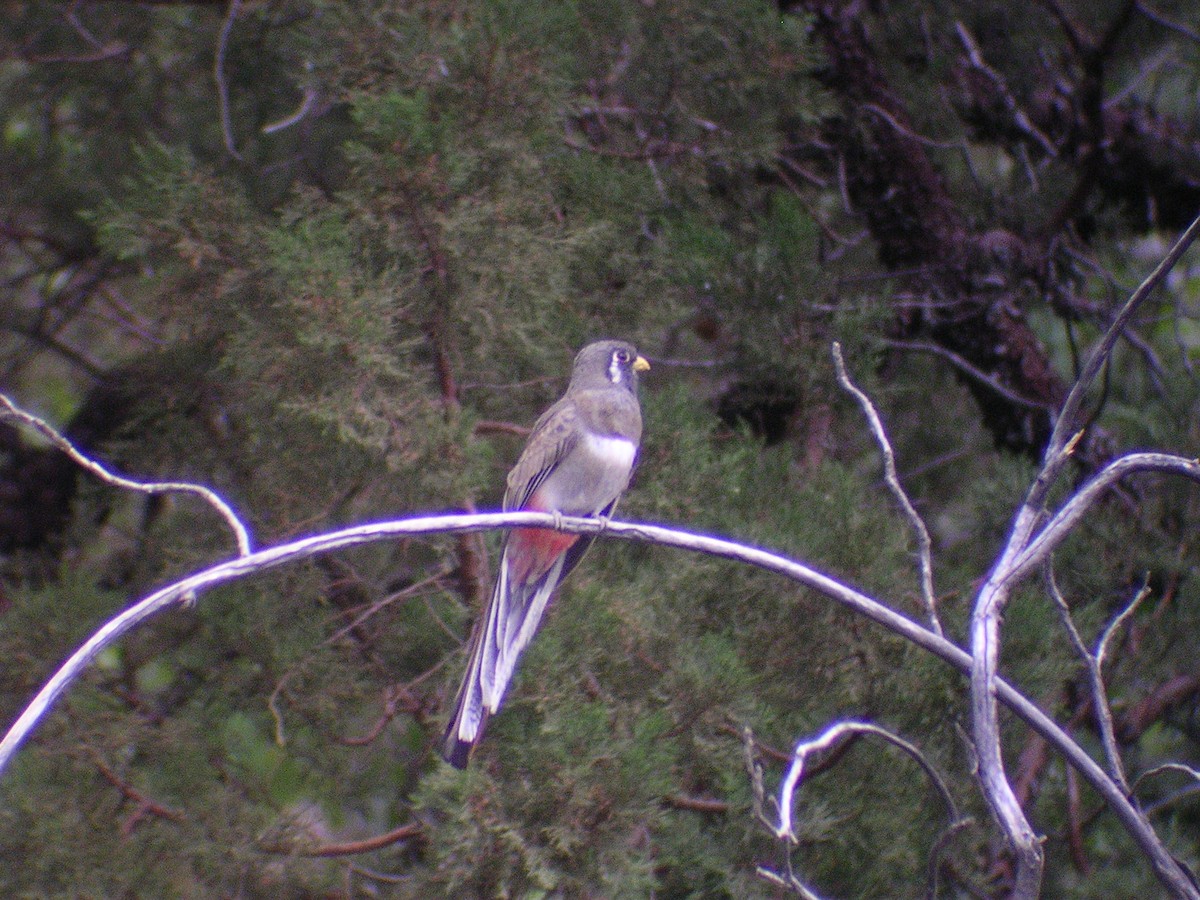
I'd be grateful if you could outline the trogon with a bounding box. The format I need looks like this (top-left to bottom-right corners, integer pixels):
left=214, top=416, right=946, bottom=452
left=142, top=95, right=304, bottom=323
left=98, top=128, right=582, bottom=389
left=440, top=340, right=650, bottom=768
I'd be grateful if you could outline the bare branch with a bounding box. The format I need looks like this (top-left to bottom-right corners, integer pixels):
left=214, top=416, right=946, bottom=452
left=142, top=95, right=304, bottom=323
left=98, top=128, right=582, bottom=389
left=954, top=21, right=1059, bottom=158
left=772, top=720, right=958, bottom=843
left=762, top=720, right=961, bottom=898
left=1136, top=763, right=1200, bottom=795
left=1135, top=1, right=1200, bottom=44
left=1010, top=452, right=1200, bottom=585
left=1032, top=211, right=1200, bottom=510
left=861, top=102, right=984, bottom=191
left=261, top=71, right=320, bottom=135
left=259, top=821, right=422, bottom=858
left=214, top=0, right=244, bottom=161
left=0, top=393, right=251, bottom=555
left=885, top=339, right=1055, bottom=412
left=833, top=342, right=942, bottom=636
left=1047, top=563, right=1149, bottom=793
left=968, top=212, right=1200, bottom=898
left=1, top=510, right=1194, bottom=896
left=1097, top=578, right=1152, bottom=675
left=755, top=865, right=826, bottom=900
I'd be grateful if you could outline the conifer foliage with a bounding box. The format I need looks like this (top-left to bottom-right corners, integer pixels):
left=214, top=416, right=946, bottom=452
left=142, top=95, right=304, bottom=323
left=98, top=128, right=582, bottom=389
left=3, top=1, right=1200, bottom=896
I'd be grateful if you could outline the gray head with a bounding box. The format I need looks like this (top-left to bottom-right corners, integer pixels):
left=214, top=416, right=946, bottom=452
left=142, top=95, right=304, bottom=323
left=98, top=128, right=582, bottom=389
left=569, top=340, right=650, bottom=395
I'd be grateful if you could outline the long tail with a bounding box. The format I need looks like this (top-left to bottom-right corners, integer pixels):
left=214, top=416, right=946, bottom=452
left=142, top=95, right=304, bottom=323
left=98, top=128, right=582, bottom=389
left=438, top=637, right=489, bottom=768
left=438, top=539, right=567, bottom=768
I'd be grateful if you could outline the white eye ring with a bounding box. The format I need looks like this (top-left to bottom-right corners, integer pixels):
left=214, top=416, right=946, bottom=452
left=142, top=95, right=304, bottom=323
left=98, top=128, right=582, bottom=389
left=609, top=350, right=627, bottom=384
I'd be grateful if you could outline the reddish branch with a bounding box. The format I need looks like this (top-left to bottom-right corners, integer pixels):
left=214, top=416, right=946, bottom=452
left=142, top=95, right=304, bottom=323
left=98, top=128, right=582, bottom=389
left=393, top=170, right=489, bottom=618
left=260, top=822, right=423, bottom=858
left=1117, top=674, right=1200, bottom=742
left=340, top=683, right=430, bottom=746
left=473, top=419, right=532, bottom=439
left=1015, top=676, right=1200, bottom=798
left=92, top=754, right=186, bottom=835
left=664, top=794, right=730, bottom=814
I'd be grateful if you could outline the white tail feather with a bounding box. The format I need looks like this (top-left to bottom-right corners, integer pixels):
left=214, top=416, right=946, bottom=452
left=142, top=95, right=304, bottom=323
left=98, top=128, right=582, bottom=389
left=480, top=550, right=567, bottom=713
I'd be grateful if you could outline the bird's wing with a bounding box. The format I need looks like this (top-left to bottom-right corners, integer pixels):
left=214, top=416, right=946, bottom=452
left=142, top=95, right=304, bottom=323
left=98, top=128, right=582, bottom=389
left=503, top=398, right=580, bottom=511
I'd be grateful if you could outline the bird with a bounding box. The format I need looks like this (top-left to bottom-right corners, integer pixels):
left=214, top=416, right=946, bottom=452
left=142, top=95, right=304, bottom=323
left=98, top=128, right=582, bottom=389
left=439, top=340, right=650, bottom=768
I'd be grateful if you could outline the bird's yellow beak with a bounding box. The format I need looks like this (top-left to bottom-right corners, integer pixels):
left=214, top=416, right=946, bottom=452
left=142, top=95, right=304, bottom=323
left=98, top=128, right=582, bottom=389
left=633, top=356, right=650, bottom=373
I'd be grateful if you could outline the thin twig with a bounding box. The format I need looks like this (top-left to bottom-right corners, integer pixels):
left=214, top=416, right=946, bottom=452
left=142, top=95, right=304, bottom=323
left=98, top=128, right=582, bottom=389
left=833, top=342, right=942, bottom=636
left=773, top=720, right=959, bottom=842
left=262, top=85, right=319, bottom=134
left=215, top=0, right=243, bottom=161
left=1097, top=577, right=1152, bottom=676
left=861, top=102, right=983, bottom=191
left=91, top=751, right=186, bottom=827
left=1135, top=763, right=1200, bottom=818
left=0, top=393, right=251, bottom=555
left=259, top=821, right=422, bottom=857
left=1135, top=1, right=1200, bottom=44
left=885, top=339, right=1055, bottom=412
left=954, top=21, right=1058, bottom=157
left=1046, top=562, right=1146, bottom=793
left=755, top=865, right=826, bottom=900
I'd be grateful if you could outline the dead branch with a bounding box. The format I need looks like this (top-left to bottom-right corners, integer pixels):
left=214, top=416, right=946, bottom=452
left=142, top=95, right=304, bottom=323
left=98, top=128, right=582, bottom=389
left=1, top=506, right=1196, bottom=894
left=1047, top=564, right=1150, bottom=793
left=761, top=720, right=962, bottom=898
left=967, top=210, right=1200, bottom=899
left=0, top=393, right=251, bottom=555
left=833, top=342, right=941, bottom=636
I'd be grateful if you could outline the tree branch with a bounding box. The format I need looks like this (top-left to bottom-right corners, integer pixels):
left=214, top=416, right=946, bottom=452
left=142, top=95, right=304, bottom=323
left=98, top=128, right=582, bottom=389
left=967, top=211, right=1200, bottom=898
left=1031, top=211, right=1200, bottom=511
left=1, top=509, right=1195, bottom=896
left=1047, top=564, right=1149, bottom=793
left=833, top=342, right=942, bottom=636
left=0, top=393, right=252, bottom=555
left=763, top=719, right=962, bottom=898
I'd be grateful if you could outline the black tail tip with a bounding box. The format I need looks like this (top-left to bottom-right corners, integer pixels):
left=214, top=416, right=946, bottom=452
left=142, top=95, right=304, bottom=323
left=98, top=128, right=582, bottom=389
left=440, top=735, right=473, bottom=770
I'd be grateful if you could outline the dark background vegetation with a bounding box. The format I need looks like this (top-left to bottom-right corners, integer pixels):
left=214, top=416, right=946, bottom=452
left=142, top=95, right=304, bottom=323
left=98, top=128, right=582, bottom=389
left=3, top=0, right=1200, bottom=895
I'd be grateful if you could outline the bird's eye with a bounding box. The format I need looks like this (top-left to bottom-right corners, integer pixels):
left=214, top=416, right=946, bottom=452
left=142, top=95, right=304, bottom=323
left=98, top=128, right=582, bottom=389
left=615, top=349, right=630, bottom=364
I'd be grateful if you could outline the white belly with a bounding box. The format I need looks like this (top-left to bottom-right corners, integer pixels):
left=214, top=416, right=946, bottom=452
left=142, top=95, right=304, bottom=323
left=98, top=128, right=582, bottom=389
left=538, top=432, right=637, bottom=514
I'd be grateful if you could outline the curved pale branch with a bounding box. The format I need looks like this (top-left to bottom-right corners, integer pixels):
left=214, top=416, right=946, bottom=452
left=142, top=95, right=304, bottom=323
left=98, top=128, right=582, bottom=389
left=1009, top=452, right=1200, bottom=585
left=1, top=509, right=1196, bottom=896
left=1033, top=211, right=1200, bottom=508
left=969, top=212, right=1200, bottom=898
left=764, top=719, right=963, bottom=897
left=772, top=720, right=959, bottom=843
left=0, top=393, right=252, bottom=555
left=833, top=342, right=941, bottom=636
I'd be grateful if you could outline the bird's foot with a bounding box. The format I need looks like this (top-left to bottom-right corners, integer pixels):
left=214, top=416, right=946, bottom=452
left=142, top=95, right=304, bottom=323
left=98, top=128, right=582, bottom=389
left=551, top=510, right=564, bottom=531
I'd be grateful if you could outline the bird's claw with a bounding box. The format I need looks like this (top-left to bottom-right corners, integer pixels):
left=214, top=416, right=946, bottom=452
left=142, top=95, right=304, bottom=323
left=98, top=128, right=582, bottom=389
left=551, top=510, right=564, bottom=531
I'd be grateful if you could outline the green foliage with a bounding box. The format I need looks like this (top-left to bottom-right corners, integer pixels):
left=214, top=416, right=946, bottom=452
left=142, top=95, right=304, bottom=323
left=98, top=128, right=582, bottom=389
left=5, top=0, right=1200, bottom=896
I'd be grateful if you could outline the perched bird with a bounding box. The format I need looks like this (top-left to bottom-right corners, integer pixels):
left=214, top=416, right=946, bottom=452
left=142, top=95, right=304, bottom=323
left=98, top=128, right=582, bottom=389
left=440, top=340, right=650, bottom=768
